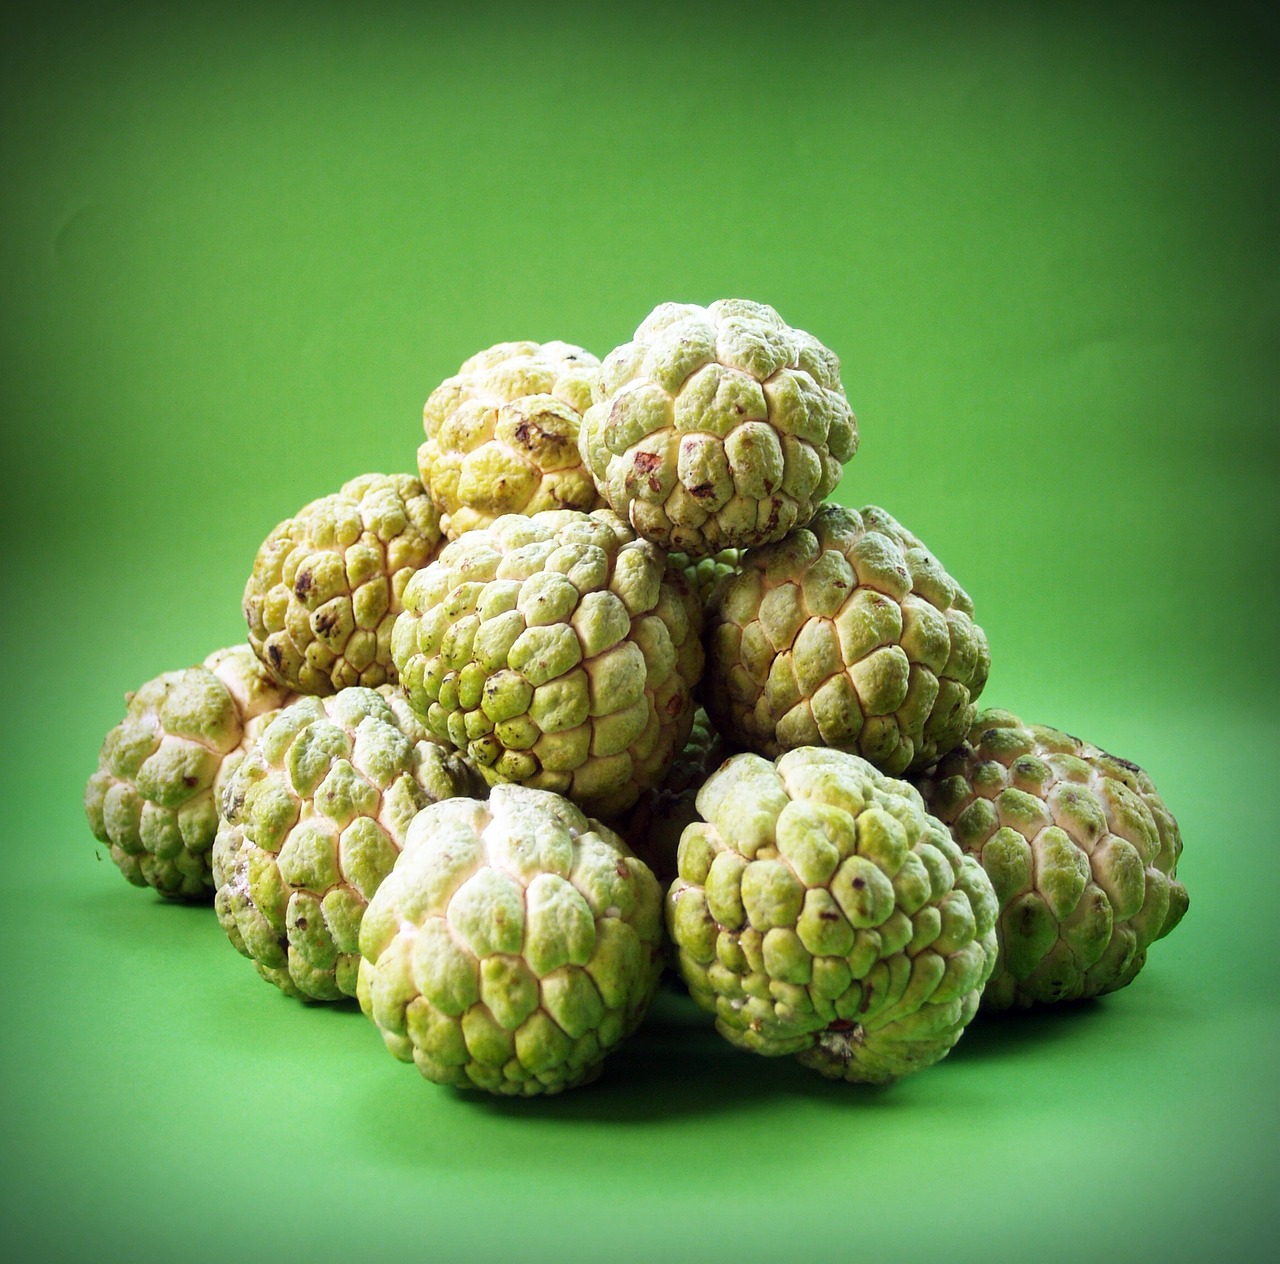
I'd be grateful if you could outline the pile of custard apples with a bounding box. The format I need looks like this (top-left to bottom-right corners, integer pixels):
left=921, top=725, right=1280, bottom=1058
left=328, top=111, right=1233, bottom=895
left=86, top=300, right=1189, bottom=1096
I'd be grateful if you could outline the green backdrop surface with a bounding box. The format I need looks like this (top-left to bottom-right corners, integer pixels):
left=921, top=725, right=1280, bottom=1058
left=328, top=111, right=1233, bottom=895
left=2, top=2, right=1277, bottom=1261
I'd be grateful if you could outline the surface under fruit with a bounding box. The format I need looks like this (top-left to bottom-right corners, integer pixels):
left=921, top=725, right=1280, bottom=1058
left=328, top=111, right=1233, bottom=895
left=667, top=747, right=998, bottom=1083
left=357, top=784, right=664, bottom=1095
left=914, top=708, right=1188, bottom=1009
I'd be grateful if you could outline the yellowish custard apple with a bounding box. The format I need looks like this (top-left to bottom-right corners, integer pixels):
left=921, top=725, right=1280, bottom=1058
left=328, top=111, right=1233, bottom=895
left=418, top=341, right=603, bottom=539
left=579, top=299, right=857, bottom=557
left=244, top=473, right=443, bottom=696
left=357, top=784, right=664, bottom=1096
left=85, top=645, right=294, bottom=900
left=213, top=686, right=481, bottom=1001
left=914, top=709, right=1188, bottom=1010
left=704, top=504, right=989, bottom=775
left=667, top=748, right=998, bottom=1083
left=391, top=509, right=704, bottom=815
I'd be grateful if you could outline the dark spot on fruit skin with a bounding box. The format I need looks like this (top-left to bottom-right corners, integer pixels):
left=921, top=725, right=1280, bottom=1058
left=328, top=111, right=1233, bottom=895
left=296, top=917, right=308, bottom=930
left=819, top=911, right=839, bottom=921
left=182, top=775, right=197, bottom=788
left=266, top=644, right=284, bottom=669
left=314, top=609, right=337, bottom=636
left=615, top=860, right=629, bottom=878
left=634, top=452, right=662, bottom=473
left=294, top=571, right=313, bottom=600
left=1109, top=755, right=1142, bottom=773
left=828, top=1019, right=855, bottom=1033
left=689, top=482, right=715, bottom=499
left=852, top=877, right=865, bottom=889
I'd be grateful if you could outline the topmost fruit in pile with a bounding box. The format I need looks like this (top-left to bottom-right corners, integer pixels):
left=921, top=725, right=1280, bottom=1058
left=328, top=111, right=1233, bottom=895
left=418, top=340, right=603, bottom=539
left=579, top=300, right=858, bottom=557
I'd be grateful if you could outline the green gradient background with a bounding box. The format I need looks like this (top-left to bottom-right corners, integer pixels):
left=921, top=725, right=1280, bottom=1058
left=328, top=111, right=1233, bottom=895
left=3, top=1, right=1277, bottom=1261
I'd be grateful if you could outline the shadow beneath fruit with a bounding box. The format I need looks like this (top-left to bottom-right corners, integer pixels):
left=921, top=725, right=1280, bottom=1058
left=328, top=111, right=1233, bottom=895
left=947, top=996, right=1112, bottom=1064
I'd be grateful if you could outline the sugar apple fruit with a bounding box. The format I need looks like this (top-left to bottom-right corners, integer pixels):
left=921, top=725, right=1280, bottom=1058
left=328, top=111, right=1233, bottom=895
left=391, top=508, right=704, bottom=815
left=85, top=645, right=294, bottom=900
left=914, top=709, right=1189, bottom=1010
left=418, top=341, right=603, bottom=539
left=704, top=503, right=989, bottom=775
left=357, top=784, right=664, bottom=1096
left=213, top=685, right=481, bottom=1001
left=579, top=299, right=858, bottom=557
left=667, top=748, right=998, bottom=1083
left=608, top=707, right=727, bottom=888
left=244, top=473, right=443, bottom=696
left=670, top=548, right=744, bottom=606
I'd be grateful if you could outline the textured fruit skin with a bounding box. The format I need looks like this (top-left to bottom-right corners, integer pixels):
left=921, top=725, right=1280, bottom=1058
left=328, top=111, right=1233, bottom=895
left=391, top=509, right=705, bottom=815
left=244, top=473, right=443, bottom=696
left=579, top=300, right=857, bottom=557
left=85, top=646, right=293, bottom=900
left=608, top=707, right=728, bottom=889
left=704, top=504, right=989, bottom=775
left=667, top=749, right=998, bottom=1083
left=670, top=548, right=744, bottom=606
left=357, top=784, right=664, bottom=1096
left=213, top=686, right=480, bottom=1001
left=418, top=341, right=603, bottom=539
left=914, top=709, right=1188, bottom=1010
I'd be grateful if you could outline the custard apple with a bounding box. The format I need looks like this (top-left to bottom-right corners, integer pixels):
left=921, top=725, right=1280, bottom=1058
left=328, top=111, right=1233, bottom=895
left=85, top=645, right=294, bottom=900
left=213, top=685, right=481, bottom=1001
left=670, top=548, right=744, bottom=606
left=579, top=299, right=857, bottom=557
left=357, top=784, right=664, bottom=1095
left=390, top=509, right=704, bottom=815
left=418, top=341, right=603, bottom=539
left=667, top=748, right=998, bottom=1083
left=608, top=707, right=727, bottom=888
left=914, top=709, right=1188, bottom=1010
left=704, top=504, right=989, bottom=775
left=244, top=473, right=443, bottom=696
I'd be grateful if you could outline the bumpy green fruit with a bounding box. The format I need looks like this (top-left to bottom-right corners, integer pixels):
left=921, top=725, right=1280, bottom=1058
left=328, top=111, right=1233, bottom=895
left=914, top=709, right=1188, bottom=1010
left=85, top=645, right=293, bottom=899
left=670, top=548, right=744, bottom=606
left=357, top=784, right=664, bottom=1095
left=391, top=509, right=704, bottom=815
left=608, top=707, right=727, bottom=888
left=667, top=748, right=998, bottom=1083
left=213, top=686, right=480, bottom=1001
left=704, top=504, right=989, bottom=775
left=580, top=300, right=857, bottom=557
left=244, top=473, right=443, bottom=696
left=418, top=341, right=604, bottom=539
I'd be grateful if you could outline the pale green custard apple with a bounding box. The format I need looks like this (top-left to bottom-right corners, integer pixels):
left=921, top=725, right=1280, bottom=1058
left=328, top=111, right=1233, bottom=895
left=667, top=748, right=998, bottom=1083
left=391, top=509, right=704, bottom=815
left=670, top=548, right=744, bottom=606
left=914, top=709, right=1188, bottom=1010
left=357, top=784, right=664, bottom=1096
left=213, top=686, right=481, bottom=1001
left=608, top=706, right=727, bottom=889
left=85, top=645, right=294, bottom=900
left=579, top=300, right=857, bottom=557
left=244, top=473, right=443, bottom=696
left=704, top=504, right=989, bottom=775
left=418, top=341, right=604, bottom=539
